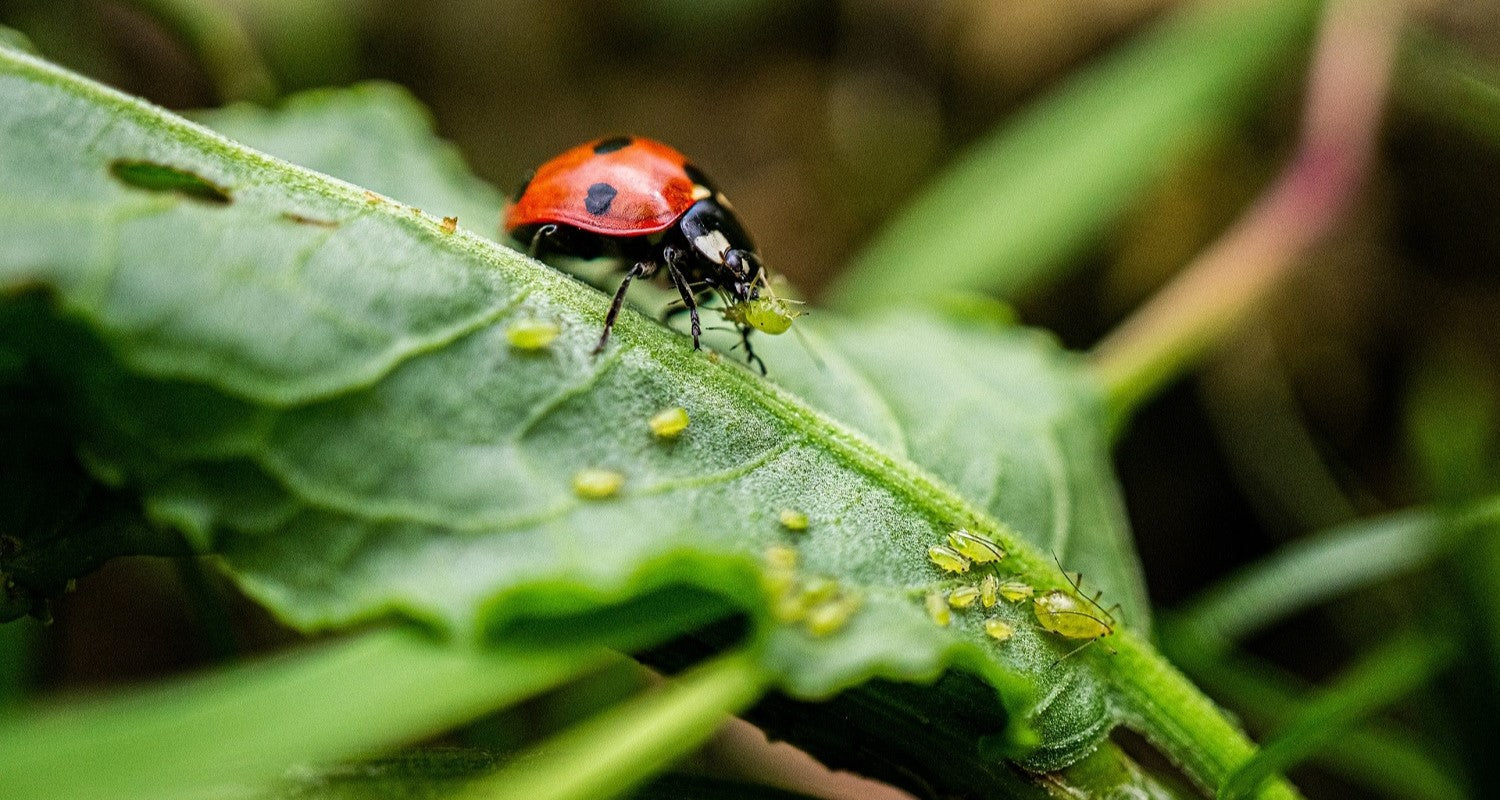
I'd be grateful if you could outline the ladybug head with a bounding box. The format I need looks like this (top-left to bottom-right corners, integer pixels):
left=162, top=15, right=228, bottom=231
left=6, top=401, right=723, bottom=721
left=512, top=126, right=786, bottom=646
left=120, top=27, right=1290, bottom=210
left=723, top=248, right=762, bottom=303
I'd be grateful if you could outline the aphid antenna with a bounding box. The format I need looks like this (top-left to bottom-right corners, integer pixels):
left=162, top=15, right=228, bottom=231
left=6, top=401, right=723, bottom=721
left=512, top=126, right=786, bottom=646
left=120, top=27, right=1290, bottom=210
left=1051, top=552, right=1118, bottom=625
left=1046, top=607, right=1115, bottom=634
left=787, top=318, right=830, bottom=374
left=1049, top=639, right=1098, bottom=668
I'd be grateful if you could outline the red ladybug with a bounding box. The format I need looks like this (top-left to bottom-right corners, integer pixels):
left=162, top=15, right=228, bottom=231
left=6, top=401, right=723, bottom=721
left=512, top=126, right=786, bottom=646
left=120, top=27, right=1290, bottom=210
left=505, top=136, right=768, bottom=372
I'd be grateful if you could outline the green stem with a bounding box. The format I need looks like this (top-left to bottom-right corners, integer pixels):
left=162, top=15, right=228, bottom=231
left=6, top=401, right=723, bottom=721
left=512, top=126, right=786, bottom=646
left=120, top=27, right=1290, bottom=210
left=1090, top=0, right=1402, bottom=425
left=0, top=627, right=611, bottom=800
left=1111, top=633, right=1303, bottom=800
left=457, top=649, right=769, bottom=800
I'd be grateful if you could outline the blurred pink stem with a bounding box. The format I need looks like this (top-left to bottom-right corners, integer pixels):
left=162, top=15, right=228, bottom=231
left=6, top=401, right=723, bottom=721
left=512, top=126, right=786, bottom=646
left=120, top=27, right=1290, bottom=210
left=1090, top=0, right=1404, bottom=423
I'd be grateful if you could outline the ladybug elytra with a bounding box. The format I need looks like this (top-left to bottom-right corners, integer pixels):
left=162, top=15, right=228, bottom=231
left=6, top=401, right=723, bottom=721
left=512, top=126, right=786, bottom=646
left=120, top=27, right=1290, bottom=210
left=504, top=136, right=779, bottom=372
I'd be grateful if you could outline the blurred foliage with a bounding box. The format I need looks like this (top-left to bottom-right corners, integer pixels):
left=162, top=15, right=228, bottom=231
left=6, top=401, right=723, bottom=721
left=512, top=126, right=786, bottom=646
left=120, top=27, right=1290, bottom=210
left=1, top=0, right=1500, bottom=799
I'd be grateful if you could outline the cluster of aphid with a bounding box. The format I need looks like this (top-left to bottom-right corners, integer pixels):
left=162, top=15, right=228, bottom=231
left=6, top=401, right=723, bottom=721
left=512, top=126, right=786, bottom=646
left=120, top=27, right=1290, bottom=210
left=926, top=528, right=1118, bottom=661
left=762, top=544, right=862, bottom=638
left=569, top=405, right=693, bottom=501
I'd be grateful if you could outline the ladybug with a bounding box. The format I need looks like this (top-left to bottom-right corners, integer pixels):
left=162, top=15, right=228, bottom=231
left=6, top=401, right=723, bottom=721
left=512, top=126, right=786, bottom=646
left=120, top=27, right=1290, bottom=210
left=505, top=136, right=772, bottom=372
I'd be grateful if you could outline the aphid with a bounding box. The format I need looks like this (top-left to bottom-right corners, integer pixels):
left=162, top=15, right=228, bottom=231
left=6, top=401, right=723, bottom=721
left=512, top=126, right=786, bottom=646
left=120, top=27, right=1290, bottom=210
left=505, top=136, right=783, bottom=373
left=1032, top=590, right=1113, bottom=640
left=506, top=318, right=561, bottom=350
left=1032, top=557, right=1121, bottom=661
left=571, top=468, right=624, bottom=499
left=799, top=577, right=841, bottom=605
left=648, top=406, right=690, bottom=439
left=948, top=585, right=981, bottom=609
left=924, top=591, right=951, bottom=627
left=947, top=529, right=1005, bottom=564
left=772, top=591, right=809, bottom=623
left=805, top=594, right=861, bottom=637
left=764, top=545, right=798, bottom=572
left=979, top=574, right=1000, bottom=608
left=997, top=581, right=1035, bottom=602
left=721, top=295, right=802, bottom=336
left=440, top=216, right=458, bottom=234
left=984, top=619, right=1015, bottom=642
left=927, top=544, right=971, bottom=574
left=761, top=545, right=799, bottom=609
left=778, top=508, right=809, bottom=532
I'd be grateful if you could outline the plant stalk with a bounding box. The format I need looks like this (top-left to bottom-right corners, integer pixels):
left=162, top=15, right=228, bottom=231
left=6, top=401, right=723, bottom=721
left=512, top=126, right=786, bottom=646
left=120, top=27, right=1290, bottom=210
left=1090, top=0, right=1404, bottom=426
left=457, top=649, right=770, bottom=800
left=0, top=627, right=612, bottom=800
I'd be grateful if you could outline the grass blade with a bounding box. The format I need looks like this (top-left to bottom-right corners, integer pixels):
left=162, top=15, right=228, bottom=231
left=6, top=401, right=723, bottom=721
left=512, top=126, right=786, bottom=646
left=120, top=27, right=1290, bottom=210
left=832, top=0, right=1318, bottom=307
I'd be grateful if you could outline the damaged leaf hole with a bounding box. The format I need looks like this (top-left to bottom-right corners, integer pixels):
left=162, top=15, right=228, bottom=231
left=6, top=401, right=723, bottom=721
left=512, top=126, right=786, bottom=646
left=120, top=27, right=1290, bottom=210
left=109, top=160, right=231, bottom=205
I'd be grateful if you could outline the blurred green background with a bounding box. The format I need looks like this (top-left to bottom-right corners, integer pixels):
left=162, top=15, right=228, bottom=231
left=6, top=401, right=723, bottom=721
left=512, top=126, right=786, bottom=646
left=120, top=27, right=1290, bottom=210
left=3, top=1, right=1500, bottom=797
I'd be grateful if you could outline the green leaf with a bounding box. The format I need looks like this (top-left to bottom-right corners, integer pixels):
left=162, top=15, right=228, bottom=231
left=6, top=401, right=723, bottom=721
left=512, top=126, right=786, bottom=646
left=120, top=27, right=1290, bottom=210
left=0, top=628, right=614, bottom=800
left=193, top=83, right=506, bottom=237
left=831, top=0, right=1318, bottom=307
left=1218, top=634, right=1455, bottom=800
left=1163, top=507, right=1478, bottom=660
left=0, top=51, right=1288, bottom=797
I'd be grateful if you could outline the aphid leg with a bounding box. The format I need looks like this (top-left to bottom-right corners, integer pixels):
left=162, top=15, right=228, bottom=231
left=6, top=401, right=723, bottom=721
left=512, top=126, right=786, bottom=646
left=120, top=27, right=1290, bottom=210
left=528, top=223, right=559, bottom=259
left=594, top=260, right=654, bottom=355
left=1050, top=639, right=1098, bottom=668
left=663, top=248, right=701, bottom=349
left=740, top=327, right=767, bottom=375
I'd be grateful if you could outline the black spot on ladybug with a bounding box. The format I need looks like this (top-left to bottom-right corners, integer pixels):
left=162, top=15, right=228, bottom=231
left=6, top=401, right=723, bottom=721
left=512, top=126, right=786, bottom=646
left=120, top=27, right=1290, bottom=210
left=512, top=170, right=535, bottom=201
left=683, top=163, right=716, bottom=192
left=592, top=136, right=633, bottom=154
left=585, top=182, right=618, bottom=215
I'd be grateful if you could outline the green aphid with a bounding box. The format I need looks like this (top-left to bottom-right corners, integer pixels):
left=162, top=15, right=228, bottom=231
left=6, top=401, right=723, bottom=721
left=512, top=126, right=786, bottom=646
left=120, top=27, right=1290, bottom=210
left=764, top=545, right=798, bottom=572
left=571, top=468, right=623, bottom=499
left=946, top=529, right=1005, bottom=564
left=925, top=591, right=951, bottom=627
left=998, top=580, right=1035, bottom=602
left=984, top=618, right=1015, bottom=642
left=927, top=544, right=971, bottom=574
left=506, top=318, right=561, bottom=350
left=778, top=508, right=809, bottom=532
left=980, top=574, right=1000, bottom=608
left=648, top=406, right=690, bottom=438
left=805, top=594, right=861, bottom=637
left=721, top=296, right=802, bottom=335
left=948, top=585, right=981, bottom=609
left=1033, top=590, right=1114, bottom=641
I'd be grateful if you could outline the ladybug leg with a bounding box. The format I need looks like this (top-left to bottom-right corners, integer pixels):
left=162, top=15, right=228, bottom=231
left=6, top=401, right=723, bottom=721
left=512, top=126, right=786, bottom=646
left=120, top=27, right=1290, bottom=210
left=662, top=247, right=701, bottom=349
left=594, top=260, right=654, bottom=355
left=528, top=224, right=559, bottom=259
